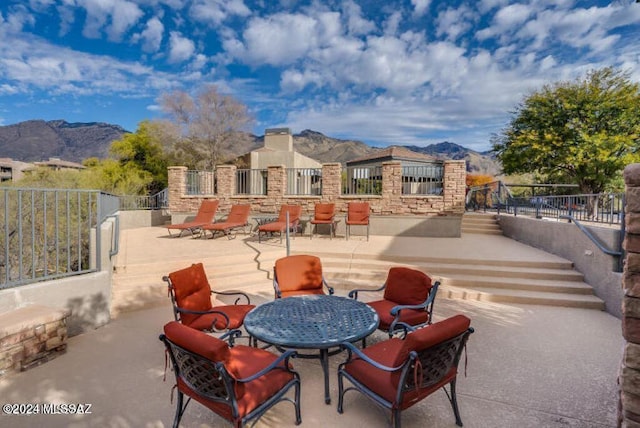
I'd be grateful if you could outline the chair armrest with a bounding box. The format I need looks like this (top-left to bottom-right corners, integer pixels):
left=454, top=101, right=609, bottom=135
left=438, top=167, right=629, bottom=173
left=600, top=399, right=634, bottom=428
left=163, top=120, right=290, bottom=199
left=348, top=283, right=386, bottom=300
left=219, top=329, right=242, bottom=346
left=235, top=350, right=298, bottom=383
left=211, top=289, right=251, bottom=305
left=273, top=277, right=282, bottom=299
left=339, top=342, right=405, bottom=372
left=323, top=277, right=335, bottom=295
left=388, top=281, right=440, bottom=316
left=175, top=307, right=231, bottom=329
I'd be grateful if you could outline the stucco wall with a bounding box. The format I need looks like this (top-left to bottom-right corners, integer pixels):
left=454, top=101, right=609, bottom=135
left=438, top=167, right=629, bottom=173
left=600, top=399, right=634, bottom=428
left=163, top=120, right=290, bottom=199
left=499, top=214, right=622, bottom=318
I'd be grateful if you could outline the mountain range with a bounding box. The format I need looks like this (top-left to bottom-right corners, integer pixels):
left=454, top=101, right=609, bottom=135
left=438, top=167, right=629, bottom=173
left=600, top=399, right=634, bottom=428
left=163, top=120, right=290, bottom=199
left=0, top=120, right=499, bottom=175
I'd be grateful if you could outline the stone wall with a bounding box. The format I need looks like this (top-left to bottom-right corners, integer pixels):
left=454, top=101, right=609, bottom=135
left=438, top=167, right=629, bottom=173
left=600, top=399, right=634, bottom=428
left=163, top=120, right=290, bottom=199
left=621, top=164, right=640, bottom=426
left=167, top=160, right=466, bottom=219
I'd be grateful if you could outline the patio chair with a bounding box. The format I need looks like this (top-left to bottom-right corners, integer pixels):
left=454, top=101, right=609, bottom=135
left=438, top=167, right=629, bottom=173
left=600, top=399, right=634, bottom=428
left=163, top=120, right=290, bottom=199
left=309, top=203, right=336, bottom=239
left=164, top=263, right=255, bottom=332
left=257, top=205, right=301, bottom=243
left=167, top=199, right=219, bottom=238
left=273, top=255, right=334, bottom=299
left=202, top=204, right=251, bottom=240
left=349, top=267, right=439, bottom=338
left=160, top=321, right=301, bottom=428
left=337, top=315, right=474, bottom=428
left=346, top=202, right=370, bottom=241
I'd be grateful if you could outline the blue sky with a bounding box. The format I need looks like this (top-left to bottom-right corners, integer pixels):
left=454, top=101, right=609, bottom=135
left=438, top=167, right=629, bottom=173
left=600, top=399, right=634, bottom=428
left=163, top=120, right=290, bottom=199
left=0, top=0, right=638, bottom=152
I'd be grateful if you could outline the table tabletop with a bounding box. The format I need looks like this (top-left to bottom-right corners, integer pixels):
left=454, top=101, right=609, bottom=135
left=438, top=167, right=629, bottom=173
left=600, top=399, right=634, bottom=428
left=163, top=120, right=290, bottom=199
left=244, top=295, right=379, bottom=349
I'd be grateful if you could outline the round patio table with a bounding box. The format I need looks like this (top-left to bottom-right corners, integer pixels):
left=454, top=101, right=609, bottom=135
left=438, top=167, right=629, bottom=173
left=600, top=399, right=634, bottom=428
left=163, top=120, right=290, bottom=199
left=244, top=294, right=379, bottom=404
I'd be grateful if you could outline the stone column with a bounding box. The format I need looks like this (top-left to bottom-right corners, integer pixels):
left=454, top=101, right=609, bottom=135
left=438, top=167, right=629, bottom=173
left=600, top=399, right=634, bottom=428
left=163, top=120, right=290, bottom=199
left=167, top=166, right=187, bottom=213
left=443, top=160, right=466, bottom=214
left=621, top=164, right=640, bottom=427
left=382, top=161, right=402, bottom=214
left=321, top=163, right=341, bottom=202
left=215, top=165, right=236, bottom=201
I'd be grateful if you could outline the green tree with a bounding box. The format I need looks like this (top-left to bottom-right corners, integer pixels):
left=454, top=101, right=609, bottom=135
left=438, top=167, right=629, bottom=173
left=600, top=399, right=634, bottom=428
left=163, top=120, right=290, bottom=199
left=492, top=67, right=640, bottom=195
left=159, top=84, right=254, bottom=169
left=109, top=120, right=168, bottom=194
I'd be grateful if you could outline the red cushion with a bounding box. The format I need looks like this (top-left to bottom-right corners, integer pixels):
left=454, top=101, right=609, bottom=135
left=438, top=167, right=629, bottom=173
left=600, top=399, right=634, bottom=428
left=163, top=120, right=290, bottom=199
left=163, top=321, right=230, bottom=364
left=368, top=300, right=429, bottom=331
left=383, top=267, right=432, bottom=306
left=312, top=204, right=335, bottom=222
left=186, top=304, right=255, bottom=331
left=274, top=255, right=324, bottom=295
left=277, top=205, right=301, bottom=223
left=346, top=202, right=369, bottom=225
left=169, top=263, right=213, bottom=326
left=259, top=221, right=288, bottom=232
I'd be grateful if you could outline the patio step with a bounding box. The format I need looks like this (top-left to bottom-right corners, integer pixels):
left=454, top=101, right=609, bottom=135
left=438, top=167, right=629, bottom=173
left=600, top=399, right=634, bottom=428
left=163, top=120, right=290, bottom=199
left=462, top=213, right=503, bottom=235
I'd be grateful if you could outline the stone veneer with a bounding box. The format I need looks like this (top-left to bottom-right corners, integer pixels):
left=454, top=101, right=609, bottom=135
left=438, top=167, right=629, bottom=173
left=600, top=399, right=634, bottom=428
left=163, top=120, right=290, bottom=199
left=167, top=160, right=466, bottom=218
left=0, top=305, right=70, bottom=377
left=621, top=164, right=640, bottom=427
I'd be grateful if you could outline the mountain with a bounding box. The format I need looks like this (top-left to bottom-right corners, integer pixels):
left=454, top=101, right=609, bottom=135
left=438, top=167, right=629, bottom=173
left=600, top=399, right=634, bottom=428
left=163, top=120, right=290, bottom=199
left=0, top=120, right=499, bottom=175
left=0, top=120, right=127, bottom=162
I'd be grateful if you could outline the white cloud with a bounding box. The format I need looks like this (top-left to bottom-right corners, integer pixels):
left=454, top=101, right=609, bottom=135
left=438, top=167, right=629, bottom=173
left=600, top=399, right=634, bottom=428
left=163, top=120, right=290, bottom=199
left=168, top=31, right=195, bottom=63
left=136, top=16, right=164, bottom=53
left=436, top=5, right=475, bottom=42
left=74, top=0, right=143, bottom=41
left=342, top=0, right=376, bottom=36
left=190, top=0, right=250, bottom=26
left=411, top=0, right=431, bottom=17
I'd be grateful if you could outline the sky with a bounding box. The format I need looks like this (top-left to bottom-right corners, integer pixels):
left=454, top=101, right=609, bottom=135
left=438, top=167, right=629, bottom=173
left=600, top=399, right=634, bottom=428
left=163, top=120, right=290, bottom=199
left=0, top=0, right=639, bottom=152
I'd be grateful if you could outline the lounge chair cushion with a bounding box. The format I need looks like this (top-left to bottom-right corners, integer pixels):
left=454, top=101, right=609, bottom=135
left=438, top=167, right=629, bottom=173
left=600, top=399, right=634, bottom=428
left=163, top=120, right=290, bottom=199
left=383, top=267, right=432, bottom=306
left=258, top=221, right=289, bottom=232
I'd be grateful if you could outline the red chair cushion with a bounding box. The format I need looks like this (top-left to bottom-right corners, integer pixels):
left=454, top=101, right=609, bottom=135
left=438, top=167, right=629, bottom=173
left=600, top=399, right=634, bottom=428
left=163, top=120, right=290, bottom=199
left=259, top=221, right=288, bottom=232
left=367, top=300, right=429, bottom=331
left=311, top=204, right=335, bottom=222
left=169, top=263, right=213, bottom=326
left=383, top=267, right=432, bottom=306
left=346, top=202, right=369, bottom=225
left=187, top=304, right=255, bottom=331
left=275, top=255, right=324, bottom=295
left=163, top=321, right=230, bottom=364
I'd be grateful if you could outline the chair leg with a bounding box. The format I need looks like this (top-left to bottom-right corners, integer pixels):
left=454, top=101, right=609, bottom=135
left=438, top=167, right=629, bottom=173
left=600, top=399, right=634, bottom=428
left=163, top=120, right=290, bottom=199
left=392, top=408, right=402, bottom=428
left=294, top=378, right=302, bottom=425
left=337, top=370, right=345, bottom=414
left=173, top=391, right=186, bottom=428
left=449, top=379, right=464, bottom=426
left=366, top=223, right=369, bottom=241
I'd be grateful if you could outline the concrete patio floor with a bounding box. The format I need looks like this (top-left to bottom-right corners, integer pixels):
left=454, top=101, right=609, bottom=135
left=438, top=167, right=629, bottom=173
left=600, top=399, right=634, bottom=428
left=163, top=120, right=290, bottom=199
left=0, top=228, right=624, bottom=428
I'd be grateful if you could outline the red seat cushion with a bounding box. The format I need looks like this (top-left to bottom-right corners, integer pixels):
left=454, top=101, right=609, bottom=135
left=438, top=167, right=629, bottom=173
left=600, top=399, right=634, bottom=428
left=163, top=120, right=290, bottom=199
left=259, top=221, right=288, bottom=232
left=346, top=202, right=369, bottom=225
left=383, top=267, right=432, bottom=306
left=275, top=255, right=324, bottom=296
left=311, top=204, right=335, bottom=223
left=186, top=304, right=255, bottom=330
left=367, top=299, right=429, bottom=331
left=164, top=321, right=230, bottom=363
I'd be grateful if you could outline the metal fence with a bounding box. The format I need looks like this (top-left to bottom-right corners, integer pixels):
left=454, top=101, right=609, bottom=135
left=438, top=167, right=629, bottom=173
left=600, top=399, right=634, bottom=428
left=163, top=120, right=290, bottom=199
left=401, top=164, right=444, bottom=195
left=285, top=168, right=322, bottom=195
left=0, top=187, right=106, bottom=289
left=118, top=188, right=168, bottom=210
left=186, top=170, right=216, bottom=195
left=236, top=169, right=267, bottom=195
left=342, top=166, right=382, bottom=195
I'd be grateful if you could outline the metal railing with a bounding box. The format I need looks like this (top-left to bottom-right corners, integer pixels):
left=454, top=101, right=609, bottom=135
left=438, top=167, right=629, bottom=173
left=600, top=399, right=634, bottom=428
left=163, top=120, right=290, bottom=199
left=285, top=168, right=322, bottom=195
left=0, top=187, right=107, bottom=289
left=118, top=188, right=169, bottom=210
left=401, top=164, right=444, bottom=195
left=236, top=169, right=267, bottom=195
left=186, top=170, right=216, bottom=195
left=342, top=166, right=382, bottom=195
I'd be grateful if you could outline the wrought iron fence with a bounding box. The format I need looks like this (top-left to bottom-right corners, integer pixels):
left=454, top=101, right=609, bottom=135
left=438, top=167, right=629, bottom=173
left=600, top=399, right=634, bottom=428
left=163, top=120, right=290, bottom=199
left=118, top=188, right=168, bottom=210
left=236, top=169, right=267, bottom=195
left=0, top=187, right=105, bottom=289
left=401, top=164, right=444, bottom=195
left=186, top=170, right=216, bottom=195
left=342, top=166, right=382, bottom=195
left=285, top=168, right=322, bottom=195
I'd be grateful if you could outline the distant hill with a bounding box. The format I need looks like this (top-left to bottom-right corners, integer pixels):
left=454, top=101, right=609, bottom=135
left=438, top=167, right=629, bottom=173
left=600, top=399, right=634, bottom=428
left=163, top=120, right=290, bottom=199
left=0, top=120, right=499, bottom=175
left=0, top=120, right=127, bottom=162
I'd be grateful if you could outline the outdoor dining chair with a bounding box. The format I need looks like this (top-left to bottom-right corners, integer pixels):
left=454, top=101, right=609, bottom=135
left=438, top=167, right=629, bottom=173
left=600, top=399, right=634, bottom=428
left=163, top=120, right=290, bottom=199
left=164, top=262, right=255, bottom=332
left=349, top=267, right=439, bottom=338
left=160, top=321, right=301, bottom=428
left=309, top=203, right=336, bottom=239
left=257, top=205, right=301, bottom=243
left=201, top=204, right=251, bottom=239
left=273, top=254, right=334, bottom=298
left=166, top=199, right=219, bottom=238
left=337, top=314, right=474, bottom=428
left=346, top=202, right=370, bottom=240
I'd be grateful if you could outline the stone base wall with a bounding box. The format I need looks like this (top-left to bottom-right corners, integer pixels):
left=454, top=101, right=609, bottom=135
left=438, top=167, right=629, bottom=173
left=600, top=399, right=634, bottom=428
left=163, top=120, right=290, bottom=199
left=167, top=161, right=466, bottom=221
left=0, top=305, right=70, bottom=377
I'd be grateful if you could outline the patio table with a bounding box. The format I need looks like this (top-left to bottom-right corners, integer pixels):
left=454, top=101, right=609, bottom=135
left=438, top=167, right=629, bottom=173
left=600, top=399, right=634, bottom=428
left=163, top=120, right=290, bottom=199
left=244, top=294, right=379, bottom=404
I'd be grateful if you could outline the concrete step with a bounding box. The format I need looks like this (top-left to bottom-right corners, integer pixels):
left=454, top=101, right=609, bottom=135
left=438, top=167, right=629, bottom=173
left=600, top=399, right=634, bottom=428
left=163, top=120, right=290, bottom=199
left=462, top=228, right=504, bottom=235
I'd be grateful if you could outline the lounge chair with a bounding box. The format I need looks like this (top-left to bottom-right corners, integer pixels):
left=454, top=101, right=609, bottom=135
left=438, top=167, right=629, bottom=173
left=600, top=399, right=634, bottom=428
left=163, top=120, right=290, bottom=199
left=166, top=199, right=219, bottom=238
left=201, top=204, right=251, bottom=239
left=257, top=205, right=301, bottom=243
